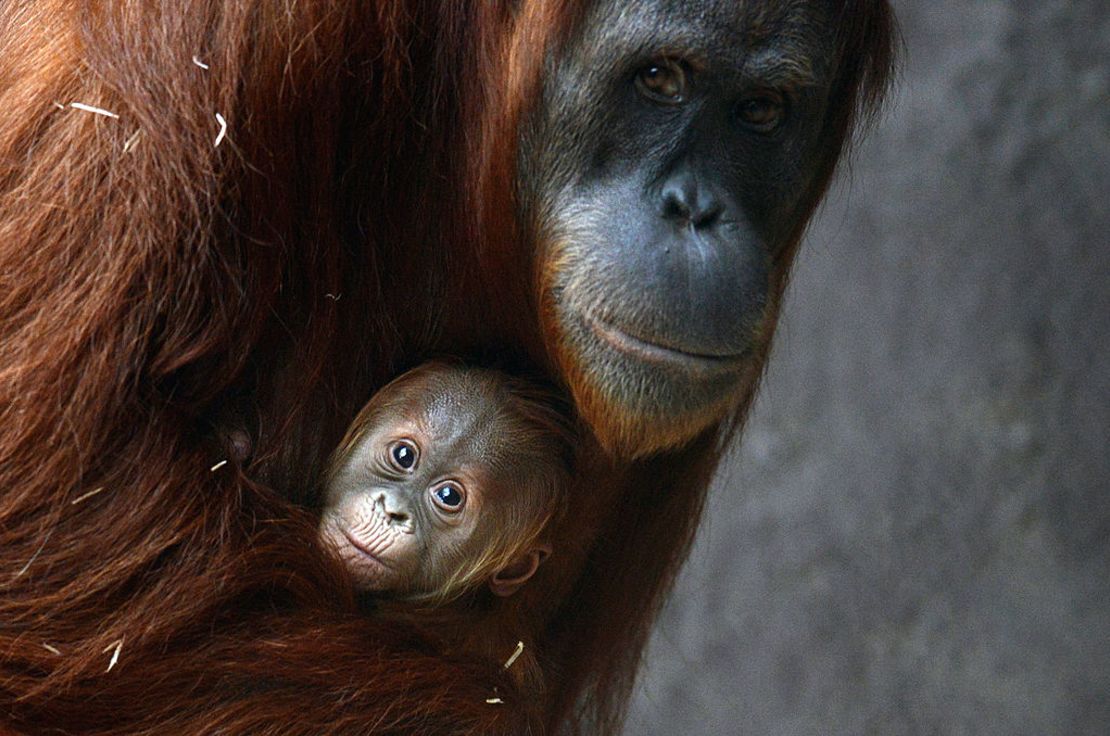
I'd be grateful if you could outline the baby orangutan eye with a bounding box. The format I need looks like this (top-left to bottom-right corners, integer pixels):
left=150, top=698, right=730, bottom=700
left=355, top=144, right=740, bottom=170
left=389, top=440, right=417, bottom=471
left=431, top=482, right=465, bottom=513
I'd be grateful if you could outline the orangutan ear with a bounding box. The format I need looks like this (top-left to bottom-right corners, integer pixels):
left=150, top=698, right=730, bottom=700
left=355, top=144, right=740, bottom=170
left=489, top=545, right=551, bottom=597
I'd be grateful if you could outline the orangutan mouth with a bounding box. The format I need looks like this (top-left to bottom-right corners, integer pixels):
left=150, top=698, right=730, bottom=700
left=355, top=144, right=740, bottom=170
left=341, top=528, right=394, bottom=570
left=586, top=313, right=747, bottom=376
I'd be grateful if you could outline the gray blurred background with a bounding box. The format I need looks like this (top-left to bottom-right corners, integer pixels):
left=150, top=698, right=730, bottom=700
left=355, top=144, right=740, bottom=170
left=626, top=2, right=1109, bottom=734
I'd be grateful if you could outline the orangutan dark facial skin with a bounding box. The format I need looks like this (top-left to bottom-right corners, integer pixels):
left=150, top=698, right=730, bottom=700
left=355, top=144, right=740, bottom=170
left=319, top=364, right=567, bottom=601
left=521, top=0, right=836, bottom=457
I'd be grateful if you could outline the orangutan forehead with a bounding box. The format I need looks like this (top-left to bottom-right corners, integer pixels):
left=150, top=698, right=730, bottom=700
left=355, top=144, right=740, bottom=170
left=565, top=0, right=831, bottom=86
left=370, top=372, right=511, bottom=464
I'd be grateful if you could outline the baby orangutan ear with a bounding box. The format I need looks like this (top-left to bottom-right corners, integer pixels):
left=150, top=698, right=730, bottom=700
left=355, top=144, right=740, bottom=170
left=488, top=545, right=552, bottom=597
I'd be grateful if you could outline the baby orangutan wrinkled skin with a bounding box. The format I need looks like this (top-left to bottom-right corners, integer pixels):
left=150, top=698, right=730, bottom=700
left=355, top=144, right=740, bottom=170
left=319, top=363, right=570, bottom=603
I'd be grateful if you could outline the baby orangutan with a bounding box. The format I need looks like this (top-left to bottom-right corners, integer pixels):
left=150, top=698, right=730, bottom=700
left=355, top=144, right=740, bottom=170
left=319, top=362, right=571, bottom=604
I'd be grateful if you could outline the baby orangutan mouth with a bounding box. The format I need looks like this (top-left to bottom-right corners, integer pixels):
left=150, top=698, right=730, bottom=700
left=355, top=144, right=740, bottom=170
left=321, top=510, right=404, bottom=589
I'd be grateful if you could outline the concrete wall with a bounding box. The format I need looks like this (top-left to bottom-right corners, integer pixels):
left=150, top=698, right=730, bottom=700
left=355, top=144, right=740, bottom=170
left=626, top=2, right=1110, bottom=733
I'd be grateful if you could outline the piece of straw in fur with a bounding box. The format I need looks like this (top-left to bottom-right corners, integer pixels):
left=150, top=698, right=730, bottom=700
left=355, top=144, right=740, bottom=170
left=214, top=112, right=228, bottom=147
left=41, top=643, right=61, bottom=656
left=485, top=698, right=504, bottom=705
left=122, top=129, right=142, bottom=153
left=14, top=527, right=54, bottom=579
left=103, top=639, right=124, bottom=672
left=69, top=102, right=119, bottom=119
left=210, top=459, right=228, bottom=472
left=192, top=55, right=209, bottom=70
left=503, top=640, right=525, bottom=670
left=71, top=487, right=105, bottom=505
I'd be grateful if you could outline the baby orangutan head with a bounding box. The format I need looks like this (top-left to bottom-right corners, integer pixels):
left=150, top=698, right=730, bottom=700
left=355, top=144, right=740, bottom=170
left=319, top=363, right=572, bottom=603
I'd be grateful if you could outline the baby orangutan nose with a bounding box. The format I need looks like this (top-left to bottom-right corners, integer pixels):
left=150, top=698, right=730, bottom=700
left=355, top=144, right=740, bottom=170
left=374, top=491, right=413, bottom=530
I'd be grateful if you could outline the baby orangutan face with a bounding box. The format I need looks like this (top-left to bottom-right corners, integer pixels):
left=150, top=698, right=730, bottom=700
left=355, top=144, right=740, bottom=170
left=319, top=367, right=561, bottom=600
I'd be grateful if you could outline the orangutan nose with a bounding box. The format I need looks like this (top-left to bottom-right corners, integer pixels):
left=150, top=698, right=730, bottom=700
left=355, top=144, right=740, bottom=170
left=374, top=491, right=411, bottom=528
left=659, top=166, right=725, bottom=230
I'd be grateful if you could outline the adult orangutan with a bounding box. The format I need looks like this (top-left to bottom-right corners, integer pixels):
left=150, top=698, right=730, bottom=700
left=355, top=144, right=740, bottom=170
left=0, top=0, right=895, bottom=734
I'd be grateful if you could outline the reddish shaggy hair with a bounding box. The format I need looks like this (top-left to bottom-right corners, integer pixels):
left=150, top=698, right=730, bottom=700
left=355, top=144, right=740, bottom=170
left=0, top=1, right=896, bottom=734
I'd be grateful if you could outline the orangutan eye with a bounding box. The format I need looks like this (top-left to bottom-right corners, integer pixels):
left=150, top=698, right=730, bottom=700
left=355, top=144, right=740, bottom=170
left=635, top=59, right=687, bottom=104
left=389, top=440, right=417, bottom=471
left=431, top=482, right=465, bottom=512
left=736, top=91, right=786, bottom=133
